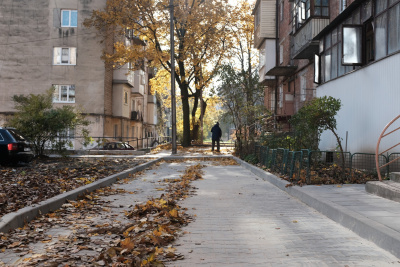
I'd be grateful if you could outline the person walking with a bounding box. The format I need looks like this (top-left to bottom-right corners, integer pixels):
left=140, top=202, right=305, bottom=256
left=211, top=122, right=222, bottom=152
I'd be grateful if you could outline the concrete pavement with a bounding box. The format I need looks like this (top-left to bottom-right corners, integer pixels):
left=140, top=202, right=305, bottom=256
left=1, top=151, right=400, bottom=265
left=168, top=159, right=400, bottom=266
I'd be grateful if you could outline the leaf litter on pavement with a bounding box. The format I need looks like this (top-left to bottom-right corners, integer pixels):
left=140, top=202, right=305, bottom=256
left=0, top=157, right=239, bottom=266
left=0, top=158, right=147, bottom=217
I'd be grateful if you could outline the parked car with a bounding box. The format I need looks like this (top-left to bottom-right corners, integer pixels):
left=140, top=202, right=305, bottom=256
left=103, top=142, right=135, bottom=150
left=0, top=127, right=34, bottom=164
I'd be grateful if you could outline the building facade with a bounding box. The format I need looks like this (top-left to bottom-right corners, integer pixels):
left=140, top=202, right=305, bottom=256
left=254, top=0, right=400, bottom=153
left=0, top=0, right=157, bottom=149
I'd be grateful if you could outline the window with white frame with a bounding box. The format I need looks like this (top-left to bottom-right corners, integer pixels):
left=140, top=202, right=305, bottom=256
left=61, top=10, right=77, bottom=27
left=124, top=91, right=128, bottom=104
left=58, top=128, right=75, bottom=139
left=53, top=85, right=75, bottom=103
left=53, top=47, right=77, bottom=65
left=278, top=85, right=283, bottom=108
left=300, top=73, right=306, bottom=101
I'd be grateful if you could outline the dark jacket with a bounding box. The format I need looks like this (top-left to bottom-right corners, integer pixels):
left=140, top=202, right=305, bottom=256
left=211, top=123, right=222, bottom=140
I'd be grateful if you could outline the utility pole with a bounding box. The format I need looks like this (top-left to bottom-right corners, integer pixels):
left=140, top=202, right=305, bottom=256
left=170, top=0, right=177, bottom=154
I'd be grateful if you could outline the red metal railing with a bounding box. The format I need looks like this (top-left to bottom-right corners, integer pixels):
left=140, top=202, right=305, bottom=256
left=375, top=114, right=400, bottom=181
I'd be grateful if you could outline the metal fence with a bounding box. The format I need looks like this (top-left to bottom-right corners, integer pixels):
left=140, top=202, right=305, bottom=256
left=57, top=135, right=172, bottom=151
left=255, top=145, right=395, bottom=184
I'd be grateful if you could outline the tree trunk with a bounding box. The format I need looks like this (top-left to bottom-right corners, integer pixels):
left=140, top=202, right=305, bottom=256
left=181, top=87, right=191, bottom=147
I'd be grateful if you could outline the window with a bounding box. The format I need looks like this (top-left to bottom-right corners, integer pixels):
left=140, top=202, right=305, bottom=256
left=278, top=85, right=283, bottom=108
left=315, top=0, right=329, bottom=16
left=58, top=128, right=75, bottom=139
left=388, top=3, right=400, bottom=54
left=124, top=91, right=128, bottom=104
left=114, top=125, right=118, bottom=139
left=314, top=54, right=321, bottom=84
left=270, top=90, right=275, bottom=112
left=340, top=0, right=347, bottom=13
left=61, top=10, right=77, bottom=27
left=300, top=73, right=306, bottom=101
left=280, top=0, right=284, bottom=21
left=342, top=25, right=363, bottom=65
left=292, top=0, right=328, bottom=32
left=53, top=47, right=77, bottom=65
left=375, top=13, right=388, bottom=59
left=53, top=85, right=75, bottom=103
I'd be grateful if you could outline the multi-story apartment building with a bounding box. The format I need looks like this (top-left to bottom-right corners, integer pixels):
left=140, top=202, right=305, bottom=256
left=0, top=0, right=157, bottom=149
left=254, top=0, right=400, bottom=153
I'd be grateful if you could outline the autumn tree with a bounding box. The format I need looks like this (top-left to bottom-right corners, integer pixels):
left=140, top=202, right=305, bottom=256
left=216, top=0, right=265, bottom=157
left=84, top=0, right=236, bottom=146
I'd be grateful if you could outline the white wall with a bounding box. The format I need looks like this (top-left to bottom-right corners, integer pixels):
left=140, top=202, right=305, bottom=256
left=317, top=53, right=400, bottom=154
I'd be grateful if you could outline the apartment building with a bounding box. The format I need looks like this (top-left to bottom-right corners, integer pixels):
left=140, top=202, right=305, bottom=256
left=0, top=0, right=157, bottom=149
left=254, top=0, right=400, bottom=153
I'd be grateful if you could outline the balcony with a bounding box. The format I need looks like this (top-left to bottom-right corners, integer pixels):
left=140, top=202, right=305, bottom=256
left=259, top=39, right=277, bottom=86
left=131, top=110, right=143, bottom=121
left=113, top=66, right=134, bottom=87
left=132, top=70, right=145, bottom=96
left=292, top=18, right=329, bottom=59
left=253, top=0, right=276, bottom=49
left=147, top=95, right=156, bottom=104
left=131, top=85, right=144, bottom=96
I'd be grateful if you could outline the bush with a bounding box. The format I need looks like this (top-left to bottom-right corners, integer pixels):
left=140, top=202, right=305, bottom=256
left=8, top=88, right=91, bottom=156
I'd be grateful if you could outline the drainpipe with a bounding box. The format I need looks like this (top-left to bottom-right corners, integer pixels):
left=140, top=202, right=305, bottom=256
left=274, top=0, right=279, bottom=119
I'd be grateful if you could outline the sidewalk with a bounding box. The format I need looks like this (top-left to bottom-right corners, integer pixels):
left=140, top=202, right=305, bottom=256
left=167, top=159, right=400, bottom=266
left=1, top=152, right=400, bottom=265
left=237, top=158, right=400, bottom=260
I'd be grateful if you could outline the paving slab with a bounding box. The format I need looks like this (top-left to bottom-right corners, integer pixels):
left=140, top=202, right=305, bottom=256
left=169, top=163, right=400, bottom=266
left=2, top=153, right=400, bottom=266
left=237, top=158, right=400, bottom=261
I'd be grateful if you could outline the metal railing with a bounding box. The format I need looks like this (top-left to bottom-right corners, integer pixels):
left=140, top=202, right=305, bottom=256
left=255, top=145, right=396, bottom=184
left=376, top=114, right=400, bottom=181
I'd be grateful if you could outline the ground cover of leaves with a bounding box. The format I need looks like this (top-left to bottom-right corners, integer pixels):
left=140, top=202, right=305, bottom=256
left=264, top=163, right=380, bottom=186
left=0, top=157, right=147, bottom=217
left=0, top=158, right=239, bottom=266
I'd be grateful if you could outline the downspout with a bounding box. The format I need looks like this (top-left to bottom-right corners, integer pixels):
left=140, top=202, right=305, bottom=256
left=274, top=0, right=279, bottom=126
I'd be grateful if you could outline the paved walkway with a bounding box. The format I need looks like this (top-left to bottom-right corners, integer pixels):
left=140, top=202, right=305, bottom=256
left=1, top=152, right=400, bottom=266
left=168, top=162, right=400, bottom=266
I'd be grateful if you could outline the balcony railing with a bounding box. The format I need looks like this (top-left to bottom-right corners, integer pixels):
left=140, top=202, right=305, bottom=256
left=113, top=67, right=134, bottom=87
left=292, top=18, right=329, bottom=59
left=147, top=95, right=156, bottom=104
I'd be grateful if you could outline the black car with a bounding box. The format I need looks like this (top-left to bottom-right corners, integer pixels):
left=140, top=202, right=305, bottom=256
left=0, top=127, right=34, bottom=164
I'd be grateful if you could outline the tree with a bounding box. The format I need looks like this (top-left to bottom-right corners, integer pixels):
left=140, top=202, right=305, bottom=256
left=217, top=65, right=265, bottom=157
left=8, top=89, right=91, bottom=157
left=216, top=0, right=265, bottom=157
left=84, top=0, right=237, bottom=146
left=290, top=96, right=344, bottom=165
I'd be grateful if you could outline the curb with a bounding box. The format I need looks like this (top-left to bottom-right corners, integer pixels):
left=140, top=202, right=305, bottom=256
left=0, top=158, right=162, bottom=233
left=366, top=181, right=400, bottom=203
left=0, top=155, right=231, bottom=233
left=234, top=157, right=400, bottom=259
